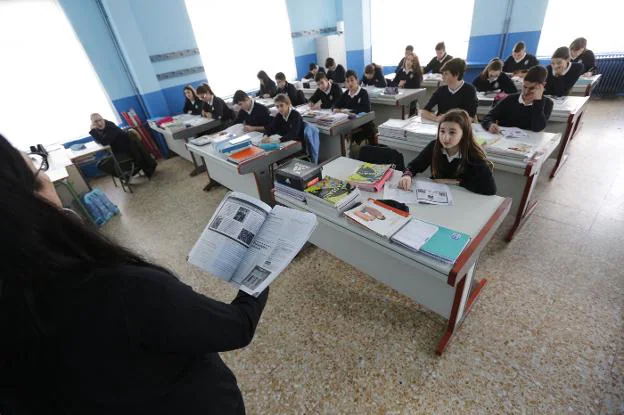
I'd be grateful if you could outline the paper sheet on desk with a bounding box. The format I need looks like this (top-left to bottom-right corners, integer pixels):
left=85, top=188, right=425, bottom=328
left=499, top=127, right=528, bottom=139
left=383, top=181, right=453, bottom=205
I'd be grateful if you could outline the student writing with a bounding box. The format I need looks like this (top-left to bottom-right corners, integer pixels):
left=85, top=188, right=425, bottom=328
left=182, top=85, right=203, bottom=115
left=545, top=46, right=583, bottom=97
left=232, top=90, right=272, bottom=133
left=196, top=84, right=234, bottom=124
left=421, top=58, right=478, bottom=122
left=503, top=41, right=539, bottom=75
left=325, top=57, right=346, bottom=84
left=361, top=63, right=387, bottom=87
left=481, top=65, right=553, bottom=133
left=263, top=94, right=304, bottom=144
left=309, top=72, right=343, bottom=109
left=423, top=42, right=453, bottom=74
left=570, top=37, right=597, bottom=75
left=303, top=63, right=324, bottom=80
left=257, top=70, right=278, bottom=98
left=398, top=109, right=496, bottom=196
left=472, top=58, right=517, bottom=94
left=395, top=45, right=414, bottom=74
left=275, top=72, right=305, bottom=106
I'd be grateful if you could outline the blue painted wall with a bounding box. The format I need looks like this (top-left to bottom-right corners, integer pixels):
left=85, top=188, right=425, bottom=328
left=342, top=0, right=372, bottom=78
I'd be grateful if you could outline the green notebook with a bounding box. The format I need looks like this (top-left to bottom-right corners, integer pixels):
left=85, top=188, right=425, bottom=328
left=304, top=176, right=354, bottom=205
left=420, top=226, right=471, bottom=264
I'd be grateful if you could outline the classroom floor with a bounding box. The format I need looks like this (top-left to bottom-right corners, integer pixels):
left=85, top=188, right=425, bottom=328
left=94, top=98, right=624, bottom=414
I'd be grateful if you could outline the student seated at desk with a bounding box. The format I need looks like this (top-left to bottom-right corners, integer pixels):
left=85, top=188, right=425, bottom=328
left=421, top=58, right=478, bottom=122
left=275, top=72, right=305, bottom=106
left=89, top=113, right=157, bottom=177
left=395, top=45, right=414, bottom=74
left=309, top=72, right=343, bottom=109
left=570, top=37, right=597, bottom=75
left=196, top=84, right=234, bottom=125
left=423, top=42, right=453, bottom=74
left=303, top=63, right=325, bottom=81
left=391, top=52, right=423, bottom=89
left=398, top=109, right=496, bottom=196
left=545, top=47, right=584, bottom=97
left=257, top=70, right=278, bottom=98
left=481, top=65, right=553, bottom=133
left=325, top=57, right=346, bottom=84
left=361, top=63, right=387, bottom=87
left=503, top=41, right=539, bottom=75
left=232, top=90, right=272, bottom=133
left=182, top=85, right=203, bottom=115
left=263, top=94, right=304, bottom=144
left=472, top=58, right=517, bottom=94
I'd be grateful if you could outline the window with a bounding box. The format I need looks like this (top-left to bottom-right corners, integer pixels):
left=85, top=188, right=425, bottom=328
left=537, top=0, right=623, bottom=56
left=185, top=0, right=297, bottom=98
left=371, top=0, right=474, bottom=67
left=0, top=0, right=118, bottom=150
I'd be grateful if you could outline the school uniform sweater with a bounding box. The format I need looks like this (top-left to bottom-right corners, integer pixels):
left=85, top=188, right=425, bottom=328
left=333, top=86, right=371, bottom=114
left=403, top=139, right=496, bottom=195
left=481, top=93, right=554, bottom=132
left=395, top=57, right=406, bottom=74
left=278, top=82, right=304, bottom=106
left=471, top=72, right=517, bottom=94
left=258, top=79, right=278, bottom=98
left=572, top=49, right=597, bottom=74
left=234, top=100, right=272, bottom=127
left=423, top=54, right=453, bottom=74
left=361, top=67, right=387, bottom=87
left=391, top=69, right=423, bottom=89
left=502, top=53, right=539, bottom=73
left=303, top=67, right=325, bottom=80
left=265, top=108, right=305, bottom=143
left=202, top=96, right=234, bottom=122
left=424, top=82, right=478, bottom=117
left=183, top=98, right=203, bottom=115
left=309, top=83, right=344, bottom=109
left=545, top=62, right=583, bottom=96
left=326, top=64, right=346, bottom=83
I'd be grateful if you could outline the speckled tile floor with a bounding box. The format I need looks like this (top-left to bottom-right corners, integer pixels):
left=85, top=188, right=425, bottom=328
left=93, top=99, right=624, bottom=414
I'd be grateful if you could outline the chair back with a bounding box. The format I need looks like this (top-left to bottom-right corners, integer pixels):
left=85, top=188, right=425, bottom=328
left=357, top=144, right=405, bottom=171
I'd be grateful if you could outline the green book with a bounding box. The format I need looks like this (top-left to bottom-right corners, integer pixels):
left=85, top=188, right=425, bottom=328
left=304, top=176, right=354, bottom=205
left=347, top=162, right=392, bottom=184
left=420, top=226, right=471, bottom=264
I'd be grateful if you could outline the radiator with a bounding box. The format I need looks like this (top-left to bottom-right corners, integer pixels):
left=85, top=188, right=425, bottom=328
left=594, top=53, right=624, bottom=97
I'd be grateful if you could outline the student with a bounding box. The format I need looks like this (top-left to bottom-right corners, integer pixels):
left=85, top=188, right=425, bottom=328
left=570, top=37, right=597, bottom=75
left=257, top=70, right=278, bottom=98
left=391, top=53, right=423, bottom=89
left=395, top=45, right=414, bottom=74
left=503, top=42, right=539, bottom=75
left=182, top=85, right=203, bottom=115
left=232, top=90, right=272, bottom=132
left=481, top=65, right=553, bottom=132
left=325, top=57, right=346, bottom=84
left=275, top=72, right=305, bottom=106
left=361, top=63, right=387, bottom=87
left=263, top=94, right=305, bottom=144
left=309, top=72, right=343, bottom=109
left=303, top=63, right=325, bottom=80
left=398, top=109, right=496, bottom=196
left=472, top=58, right=517, bottom=94
left=195, top=84, right=234, bottom=124
left=421, top=58, right=478, bottom=122
left=545, top=46, right=584, bottom=97
left=423, top=42, right=453, bottom=74
left=0, top=133, right=269, bottom=414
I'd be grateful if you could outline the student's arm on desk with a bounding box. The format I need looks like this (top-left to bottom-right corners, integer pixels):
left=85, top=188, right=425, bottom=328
left=459, top=162, right=497, bottom=196
left=399, top=141, right=435, bottom=190
left=421, top=89, right=442, bottom=122
left=481, top=98, right=505, bottom=131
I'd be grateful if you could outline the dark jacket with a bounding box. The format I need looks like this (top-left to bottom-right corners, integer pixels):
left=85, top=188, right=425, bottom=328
left=471, top=72, right=517, bottom=94
left=265, top=108, right=305, bottom=143
left=278, top=82, right=305, bottom=106
left=326, top=64, right=346, bottom=83
left=481, top=93, right=554, bottom=132
left=234, top=101, right=272, bottom=128
left=572, top=49, right=597, bottom=74
left=309, top=83, right=344, bottom=109
left=333, top=87, right=371, bottom=114
left=89, top=120, right=131, bottom=155
left=361, top=66, right=387, bottom=87
left=545, top=62, right=584, bottom=96
left=424, top=82, right=478, bottom=117
left=502, top=54, right=539, bottom=73
left=391, top=69, right=423, bottom=89
left=202, top=96, right=234, bottom=122
left=183, top=99, right=203, bottom=115
left=423, top=54, right=453, bottom=74
left=258, top=79, right=278, bottom=98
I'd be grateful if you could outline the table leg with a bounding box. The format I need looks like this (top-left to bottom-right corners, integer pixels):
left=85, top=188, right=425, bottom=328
left=199, top=156, right=220, bottom=192
left=253, top=168, right=276, bottom=206
left=506, top=173, right=539, bottom=242
left=401, top=105, right=406, bottom=120
left=569, top=111, right=584, bottom=141
left=340, top=134, right=347, bottom=157
left=550, top=114, right=575, bottom=179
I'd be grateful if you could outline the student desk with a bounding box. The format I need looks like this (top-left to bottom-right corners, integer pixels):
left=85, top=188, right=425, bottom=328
left=186, top=140, right=302, bottom=205
left=275, top=157, right=511, bottom=354
left=378, top=121, right=561, bottom=241
left=363, top=87, right=426, bottom=123
left=570, top=74, right=602, bottom=97
left=148, top=115, right=221, bottom=175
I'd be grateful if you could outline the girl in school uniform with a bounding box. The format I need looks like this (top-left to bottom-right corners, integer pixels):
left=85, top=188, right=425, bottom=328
left=391, top=53, right=423, bottom=89
left=423, top=42, right=453, bottom=74
left=263, top=94, right=305, bottom=144
left=545, top=46, right=584, bottom=96
left=195, top=84, right=234, bottom=125
left=503, top=42, right=539, bottom=75
left=182, top=85, right=203, bottom=115
left=570, top=37, right=597, bottom=75
left=257, top=70, right=278, bottom=98
left=398, top=109, right=496, bottom=196
left=472, top=58, right=517, bottom=94
left=361, top=63, right=387, bottom=87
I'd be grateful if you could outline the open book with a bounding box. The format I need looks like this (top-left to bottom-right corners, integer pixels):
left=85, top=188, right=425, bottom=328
left=188, top=192, right=317, bottom=296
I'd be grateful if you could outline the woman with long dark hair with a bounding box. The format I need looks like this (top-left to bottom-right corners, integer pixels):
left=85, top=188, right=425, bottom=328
left=0, top=134, right=268, bottom=415
left=256, top=70, right=277, bottom=98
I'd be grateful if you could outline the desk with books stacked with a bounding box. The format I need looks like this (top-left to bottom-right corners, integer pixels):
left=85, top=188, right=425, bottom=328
left=275, top=156, right=511, bottom=355
left=570, top=74, right=601, bottom=97
left=378, top=117, right=562, bottom=241
left=362, top=86, right=426, bottom=124
left=186, top=124, right=302, bottom=204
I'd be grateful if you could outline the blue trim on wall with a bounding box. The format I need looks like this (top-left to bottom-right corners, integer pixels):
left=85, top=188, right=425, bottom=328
left=346, top=47, right=371, bottom=79
left=295, top=53, right=317, bottom=79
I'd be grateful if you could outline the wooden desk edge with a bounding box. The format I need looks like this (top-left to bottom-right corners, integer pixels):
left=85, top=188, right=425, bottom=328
left=448, top=197, right=512, bottom=286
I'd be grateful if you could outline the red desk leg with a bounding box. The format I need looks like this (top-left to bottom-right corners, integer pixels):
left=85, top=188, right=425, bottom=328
left=550, top=113, right=575, bottom=178
left=506, top=170, right=539, bottom=242
left=401, top=105, right=406, bottom=120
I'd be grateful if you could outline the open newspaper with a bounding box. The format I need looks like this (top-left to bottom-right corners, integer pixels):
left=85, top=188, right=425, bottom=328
left=188, top=192, right=317, bottom=296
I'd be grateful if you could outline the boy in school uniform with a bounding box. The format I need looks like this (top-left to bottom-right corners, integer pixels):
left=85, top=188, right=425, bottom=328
left=545, top=47, right=584, bottom=96
left=232, top=90, right=272, bottom=133
left=275, top=72, right=305, bottom=106
left=421, top=58, right=478, bottom=122
left=395, top=45, right=414, bottom=74
left=196, top=84, right=234, bottom=124
left=481, top=65, right=554, bottom=133
left=503, top=42, right=539, bottom=75
left=263, top=94, right=305, bottom=144
left=570, top=37, right=597, bottom=75
left=309, top=72, right=343, bottom=109
left=303, top=63, right=325, bottom=81
left=361, top=63, right=387, bottom=87
left=325, top=57, right=346, bottom=84
left=423, top=42, right=453, bottom=74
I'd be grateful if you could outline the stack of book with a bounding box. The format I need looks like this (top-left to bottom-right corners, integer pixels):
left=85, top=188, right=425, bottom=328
left=227, top=146, right=265, bottom=164
left=274, top=159, right=323, bottom=203
left=485, top=138, right=539, bottom=161
left=275, top=182, right=307, bottom=202
left=299, top=109, right=350, bottom=127
left=304, top=177, right=361, bottom=212
left=378, top=119, right=410, bottom=140
left=404, top=118, right=439, bottom=146
left=347, top=162, right=394, bottom=192
left=216, top=135, right=252, bottom=154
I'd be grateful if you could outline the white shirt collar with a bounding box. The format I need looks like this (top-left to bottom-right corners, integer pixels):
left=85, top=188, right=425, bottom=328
left=321, top=81, right=333, bottom=95
left=403, top=68, right=412, bottom=75
left=442, top=148, right=462, bottom=162
left=448, top=80, right=465, bottom=95
left=348, top=86, right=362, bottom=98
left=514, top=53, right=527, bottom=63
left=245, top=99, right=255, bottom=114
left=518, top=94, right=533, bottom=106
left=206, top=96, right=214, bottom=106
left=437, top=53, right=447, bottom=62
left=283, top=107, right=292, bottom=122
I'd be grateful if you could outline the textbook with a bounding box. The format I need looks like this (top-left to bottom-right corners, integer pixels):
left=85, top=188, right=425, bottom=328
left=347, top=162, right=394, bottom=192
left=344, top=199, right=410, bottom=238
left=216, top=135, right=252, bottom=154
left=304, top=176, right=361, bottom=211
left=227, top=146, right=265, bottom=164
left=188, top=192, right=317, bottom=296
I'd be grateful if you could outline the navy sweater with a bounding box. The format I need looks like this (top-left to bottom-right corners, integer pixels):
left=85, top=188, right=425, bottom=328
left=424, top=82, right=478, bottom=117
left=183, top=99, right=203, bottom=115
left=361, top=67, right=387, bottom=87
left=545, top=62, right=583, bottom=96
left=202, top=96, right=234, bottom=122
left=309, top=83, right=344, bottom=109
left=326, top=64, right=346, bottom=83
left=258, top=79, right=278, bottom=98
left=502, top=54, right=539, bottom=73
left=391, top=69, right=423, bottom=89
left=423, top=54, right=453, bottom=74
left=572, top=50, right=597, bottom=74
left=278, top=82, right=305, bottom=106
left=472, top=72, right=517, bottom=94
left=265, top=109, right=305, bottom=143
left=333, top=87, right=371, bottom=114
left=481, top=93, right=554, bottom=132
left=234, top=101, right=272, bottom=127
